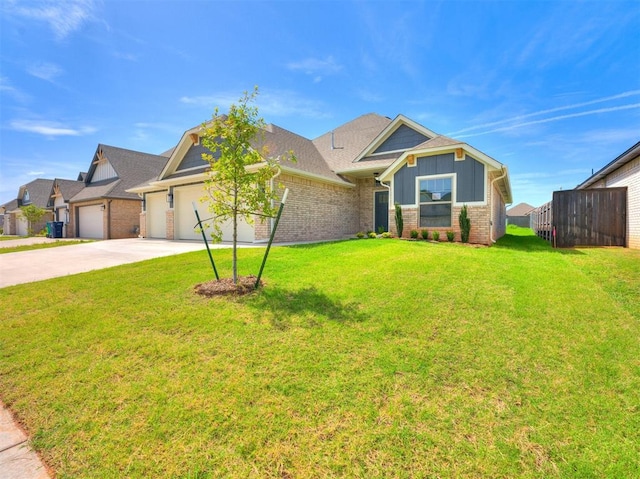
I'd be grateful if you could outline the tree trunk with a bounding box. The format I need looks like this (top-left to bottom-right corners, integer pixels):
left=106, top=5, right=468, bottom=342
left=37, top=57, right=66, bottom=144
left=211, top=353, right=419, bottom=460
left=232, top=189, right=238, bottom=284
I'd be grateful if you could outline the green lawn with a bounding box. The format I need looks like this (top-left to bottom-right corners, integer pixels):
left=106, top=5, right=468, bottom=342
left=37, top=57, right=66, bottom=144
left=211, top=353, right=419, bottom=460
left=0, top=239, right=93, bottom=254
left=0, top=230, right=638, bottom=478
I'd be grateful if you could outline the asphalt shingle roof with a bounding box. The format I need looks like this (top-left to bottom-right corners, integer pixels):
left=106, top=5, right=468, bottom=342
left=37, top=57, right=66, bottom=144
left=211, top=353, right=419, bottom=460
left=71, top=144, right=168, bottom=202
left=54, top=178, right=86, bottom=201
left=507, top=202, right=536, bottom=216
left=312, top=113, right=392, bottom=172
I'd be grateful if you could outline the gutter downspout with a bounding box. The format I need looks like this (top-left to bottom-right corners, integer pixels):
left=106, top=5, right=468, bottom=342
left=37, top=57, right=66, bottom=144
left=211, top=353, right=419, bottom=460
left=490, top=167, right=508, bottom=244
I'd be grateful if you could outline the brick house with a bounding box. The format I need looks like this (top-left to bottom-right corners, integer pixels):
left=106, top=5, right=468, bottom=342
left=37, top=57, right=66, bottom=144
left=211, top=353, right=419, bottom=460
left=0, top=179, right=55, bottom=236
left=576, top=141, right=640, bottom=249
left=129, top=114, right=512, bottom=245
left=68, top=144, right=167, bottom=239
left=50, top=178, right=86, bottom=238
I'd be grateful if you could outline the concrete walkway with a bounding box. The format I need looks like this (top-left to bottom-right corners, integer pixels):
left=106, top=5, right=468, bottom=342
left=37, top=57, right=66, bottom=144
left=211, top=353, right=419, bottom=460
left=0, top=402, right=50, bottom=479
left=0, top=237, right=238, bottom=288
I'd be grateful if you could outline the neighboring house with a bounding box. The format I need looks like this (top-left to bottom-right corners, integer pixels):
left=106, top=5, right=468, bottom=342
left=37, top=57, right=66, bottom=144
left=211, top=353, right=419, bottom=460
left=506, top=202, right=535, bottom=228
left=50, top=178, right=86, bottom=238
left=128, top=113, right=512, bottom=245
left=575, top=141, right=640, bottom=249
left=0, top=179, right=55, bottom=235
left=67, top=144, right=168, bottom=239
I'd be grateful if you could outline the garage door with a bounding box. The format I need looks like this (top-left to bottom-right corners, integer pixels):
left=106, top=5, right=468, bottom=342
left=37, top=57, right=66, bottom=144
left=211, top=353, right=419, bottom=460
left=146, top=192, right=167, bottom=238
left=78, top=205, right=104, bottom=239
left=174, top=184, right=254, bottom=242
left=16, top=213, right=28, bottom=236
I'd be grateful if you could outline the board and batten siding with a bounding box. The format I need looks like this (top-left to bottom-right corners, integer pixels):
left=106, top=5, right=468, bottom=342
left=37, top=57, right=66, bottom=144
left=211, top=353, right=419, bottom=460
left=374, top=124, right=430, bottom=154
left=91, top=161, right=117, bottom=183
left=176, top=144, right=212, bottom=171
left=393, top=153, right=485, bottom=205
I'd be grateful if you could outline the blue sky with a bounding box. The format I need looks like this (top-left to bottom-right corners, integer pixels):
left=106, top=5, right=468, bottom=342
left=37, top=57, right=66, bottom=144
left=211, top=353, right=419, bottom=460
left=1, top=0, right=639, bottom=208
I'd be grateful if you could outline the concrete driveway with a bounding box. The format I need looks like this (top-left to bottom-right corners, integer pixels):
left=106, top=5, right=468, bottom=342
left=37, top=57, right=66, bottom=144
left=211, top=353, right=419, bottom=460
left=0, top=238, right=241, bottom=288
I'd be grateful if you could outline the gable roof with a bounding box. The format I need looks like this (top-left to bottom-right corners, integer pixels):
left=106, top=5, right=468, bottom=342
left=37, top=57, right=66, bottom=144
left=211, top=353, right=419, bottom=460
left=52, top=178, right=86, bottom=202
left=1, top=179, right=55, bottom=212
left=71, top=144, right=167, bottom=202
left=576, top=140, right=640, bottom=189
left=313, top=113, right=392, bottom=173
left=130, top=120, right=355, bottom=193
left=507, top=202, right=535, bottom=216
left=127, top=112, right=512, bottom=200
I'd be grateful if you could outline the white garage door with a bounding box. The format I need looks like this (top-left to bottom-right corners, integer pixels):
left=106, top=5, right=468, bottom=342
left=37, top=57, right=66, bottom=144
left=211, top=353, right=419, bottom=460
left=78, top=205, right=104, bottom=239
left=16, top=213, right=28, bottom=236
left=174, top=184, right=254, bottom=242
left=146, top=192, right=167, bottom=239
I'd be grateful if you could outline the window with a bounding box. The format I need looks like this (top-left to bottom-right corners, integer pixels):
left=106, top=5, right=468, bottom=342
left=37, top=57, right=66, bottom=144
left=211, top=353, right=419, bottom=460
left=419, top=177, right=452, bottom=227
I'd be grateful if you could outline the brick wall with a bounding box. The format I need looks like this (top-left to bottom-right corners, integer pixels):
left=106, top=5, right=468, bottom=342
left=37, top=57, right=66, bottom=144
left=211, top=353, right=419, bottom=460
left=70, top=198, right=141, bottom=239
left=262, top=173, right=360, bottom=242
left=166, top=209, right=174, bottom=240
left=139, top=211, right=147, bottom=237
left=107, top=199, right=141, bottom=239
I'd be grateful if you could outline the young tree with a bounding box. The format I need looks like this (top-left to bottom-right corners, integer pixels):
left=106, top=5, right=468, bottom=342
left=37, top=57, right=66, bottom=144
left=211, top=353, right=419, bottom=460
left=20, top=204, right=47, bottom=236
left=459, top=204, right=471, bottom=243
left=200, top=87, right=291, bottom=284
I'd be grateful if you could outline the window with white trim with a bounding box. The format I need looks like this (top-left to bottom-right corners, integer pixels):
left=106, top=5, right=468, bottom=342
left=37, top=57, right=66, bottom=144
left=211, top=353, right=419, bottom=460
left=419, top=177, right=452, bottom=227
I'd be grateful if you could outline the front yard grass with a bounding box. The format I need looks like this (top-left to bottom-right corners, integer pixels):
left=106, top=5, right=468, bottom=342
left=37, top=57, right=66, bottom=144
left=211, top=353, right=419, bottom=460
left=0, top=232, right=638, bottom=478
left=0, top=239, right=93, bottom=254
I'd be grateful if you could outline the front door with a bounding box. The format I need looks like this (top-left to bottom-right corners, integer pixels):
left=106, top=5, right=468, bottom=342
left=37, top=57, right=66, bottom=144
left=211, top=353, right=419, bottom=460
left=374, top=190, right=389, bottom=233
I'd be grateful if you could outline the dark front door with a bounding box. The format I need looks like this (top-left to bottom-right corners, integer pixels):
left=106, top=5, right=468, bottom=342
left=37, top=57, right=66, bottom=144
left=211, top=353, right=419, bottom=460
left=374, top=190, right=389, bottom=233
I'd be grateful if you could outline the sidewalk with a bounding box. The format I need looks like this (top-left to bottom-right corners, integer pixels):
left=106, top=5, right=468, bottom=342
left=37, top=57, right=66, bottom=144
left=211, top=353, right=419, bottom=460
left=0, top=402, right=51, bottom=479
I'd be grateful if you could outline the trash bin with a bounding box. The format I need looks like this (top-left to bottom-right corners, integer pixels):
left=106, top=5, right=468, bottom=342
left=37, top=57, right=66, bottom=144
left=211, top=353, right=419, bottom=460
left=52, top=222, right=64, bottom=238
left=46, top=222, right=53, bottom=238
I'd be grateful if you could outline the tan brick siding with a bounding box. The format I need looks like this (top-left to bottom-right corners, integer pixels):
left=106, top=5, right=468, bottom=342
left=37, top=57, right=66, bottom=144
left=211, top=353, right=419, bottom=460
left=70, top=198, right=141, bottom=239
left=591, top=155, right=640, bottom=249
left=258, top=174, right=360, bottom=242
left=139, top=211, right=147, bottom=237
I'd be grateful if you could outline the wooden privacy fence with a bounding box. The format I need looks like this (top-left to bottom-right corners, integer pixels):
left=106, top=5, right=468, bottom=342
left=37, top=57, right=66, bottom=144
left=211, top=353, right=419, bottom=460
left=552, top=188, right=627, bottom=247
left=531, top=201, right=553, bottom=242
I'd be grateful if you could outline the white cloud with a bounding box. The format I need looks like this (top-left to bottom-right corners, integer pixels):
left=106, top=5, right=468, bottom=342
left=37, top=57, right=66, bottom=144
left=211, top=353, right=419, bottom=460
left=27, top=171, right=45, bottom=176
left=456, top=103, right=640, bottom=139
left=27, top=62, right=64, bottom=82
left=286, top=56, right=343, bottom=81
left=0, top=76, right=31, bottom=103
left=3, top=0, right=97, bottom=40
left=180, top=89, right=329, bottom=119
left=10, top=119, right=97, bottom=137
left=449, top=90, right=640, bottom=136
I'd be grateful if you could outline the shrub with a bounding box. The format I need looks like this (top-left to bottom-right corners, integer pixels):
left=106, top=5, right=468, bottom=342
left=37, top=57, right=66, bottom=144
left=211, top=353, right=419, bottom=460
left=356, top=232, right=365, bottom=239
left=446, top=231, right=455, bottom=242
left=394, top=203, right=404, bottom=238
left=377, top=226, right=385, bottom=234
left=432, top=231, right=440, bottom=241
left=421, top=229, right=429, bottom=240
left=368, top=232, right=377, bottom=239
left=459, top=204, right=471, bottom=243
left=410, top=229, right=418, bottom=239
left=381, top=232, right=392, bottom=238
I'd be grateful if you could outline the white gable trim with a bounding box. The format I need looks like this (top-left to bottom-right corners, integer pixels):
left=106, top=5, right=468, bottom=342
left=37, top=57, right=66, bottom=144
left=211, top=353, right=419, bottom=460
left=354, top=114, right=439, bottom=163
left=158, top=125, right=203, bottom=180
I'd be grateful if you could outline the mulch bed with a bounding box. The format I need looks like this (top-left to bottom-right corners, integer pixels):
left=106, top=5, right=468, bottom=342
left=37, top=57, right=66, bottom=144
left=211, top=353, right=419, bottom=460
left=194, top=275, right=263, bottom=297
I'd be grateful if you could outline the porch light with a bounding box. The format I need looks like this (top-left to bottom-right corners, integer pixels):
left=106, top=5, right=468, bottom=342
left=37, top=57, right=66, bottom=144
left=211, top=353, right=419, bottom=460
left=100, top=204, right=106, bottom=211
left=167, top=193, right=173, bottom=203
